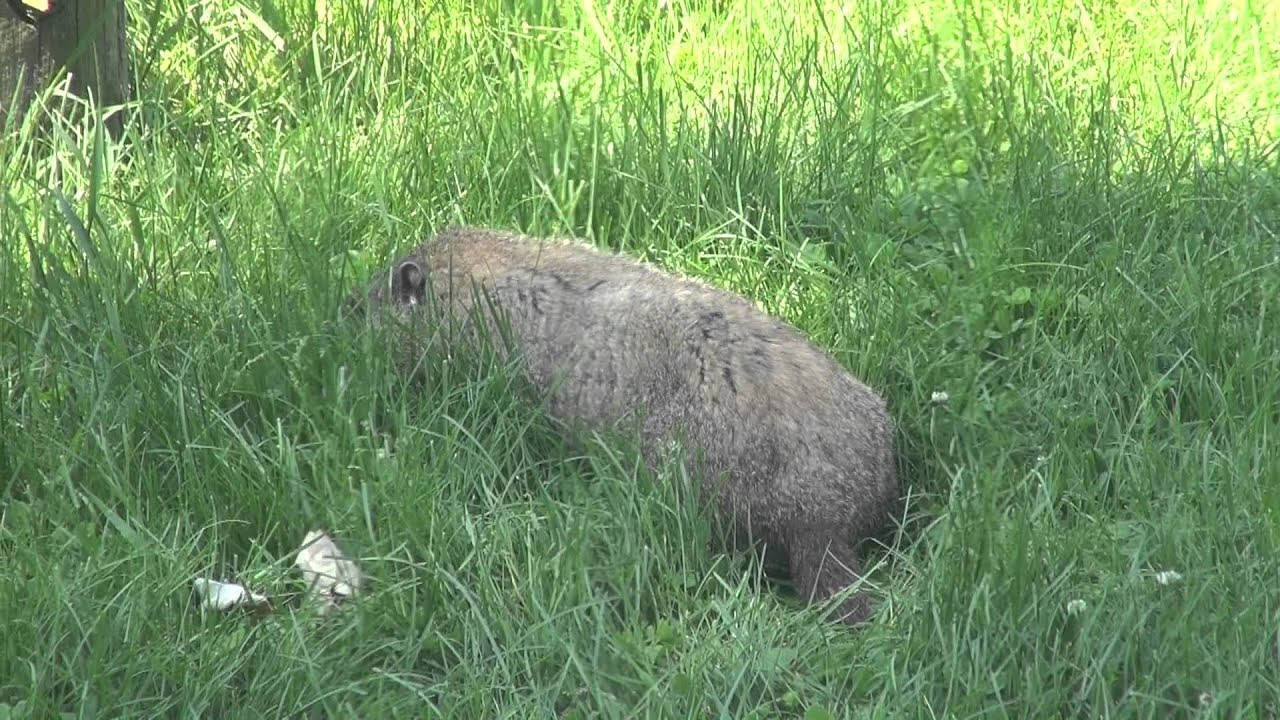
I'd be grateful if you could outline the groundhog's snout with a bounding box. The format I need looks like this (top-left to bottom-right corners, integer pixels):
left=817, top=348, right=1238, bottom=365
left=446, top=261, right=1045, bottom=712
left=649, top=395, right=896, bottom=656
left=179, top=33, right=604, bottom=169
left=342, top=266, right=400, bottom=321
left=345, top=262, right=426, bottom=320
left=340, top=288, right=368, bottom=320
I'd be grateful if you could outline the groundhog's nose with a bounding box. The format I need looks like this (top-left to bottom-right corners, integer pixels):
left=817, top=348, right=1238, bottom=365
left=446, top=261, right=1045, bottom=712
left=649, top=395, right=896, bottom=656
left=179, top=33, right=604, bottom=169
left=341, top=291, right=367, bottom=321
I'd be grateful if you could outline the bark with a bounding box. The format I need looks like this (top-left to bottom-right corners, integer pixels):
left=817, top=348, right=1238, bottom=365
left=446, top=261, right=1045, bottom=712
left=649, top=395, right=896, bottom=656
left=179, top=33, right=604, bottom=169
left=0, top=4, right=54, bottom=129
left=0, top=0, right=131, bottom=137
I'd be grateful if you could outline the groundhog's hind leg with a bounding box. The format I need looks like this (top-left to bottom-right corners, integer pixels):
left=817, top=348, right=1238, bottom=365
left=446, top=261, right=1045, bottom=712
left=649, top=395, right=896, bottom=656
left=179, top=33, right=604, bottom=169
left=787, top=526, right=874, bottom=625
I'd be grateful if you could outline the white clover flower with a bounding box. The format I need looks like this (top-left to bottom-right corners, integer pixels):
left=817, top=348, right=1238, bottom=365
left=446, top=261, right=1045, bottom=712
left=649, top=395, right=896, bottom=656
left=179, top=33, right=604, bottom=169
left=1153, top=570, right=1184, bottom=585
left=930, top=390, right=949, bottom=405
left=1066, top=599, right=1087, bottom=615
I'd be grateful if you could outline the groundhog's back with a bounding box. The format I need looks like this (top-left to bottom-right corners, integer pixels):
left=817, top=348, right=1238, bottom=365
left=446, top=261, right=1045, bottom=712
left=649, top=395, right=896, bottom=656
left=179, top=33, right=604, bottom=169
left=423, top=227, right=894, bottom=475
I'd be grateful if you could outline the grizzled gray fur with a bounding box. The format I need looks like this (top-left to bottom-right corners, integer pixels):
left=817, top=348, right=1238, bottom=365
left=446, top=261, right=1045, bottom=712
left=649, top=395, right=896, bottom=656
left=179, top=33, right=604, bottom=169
left=351, top=226, right=900, bottom=624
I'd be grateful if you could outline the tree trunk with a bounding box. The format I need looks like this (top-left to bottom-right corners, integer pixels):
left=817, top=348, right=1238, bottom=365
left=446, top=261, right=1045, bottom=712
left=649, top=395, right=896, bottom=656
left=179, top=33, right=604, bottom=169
left=0, top=4, right=54, bottom=129
left=0, top=0, right=131, bottom=137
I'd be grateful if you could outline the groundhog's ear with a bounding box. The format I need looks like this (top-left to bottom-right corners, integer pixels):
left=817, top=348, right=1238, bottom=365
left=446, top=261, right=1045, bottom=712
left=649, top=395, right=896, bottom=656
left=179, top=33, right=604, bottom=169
left=395, top=260, right=426, bottom=305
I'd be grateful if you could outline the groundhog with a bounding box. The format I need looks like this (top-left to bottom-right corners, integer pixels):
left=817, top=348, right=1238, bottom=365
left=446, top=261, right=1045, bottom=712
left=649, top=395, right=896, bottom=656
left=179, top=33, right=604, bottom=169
left=349, top=226, right=900, bottom=625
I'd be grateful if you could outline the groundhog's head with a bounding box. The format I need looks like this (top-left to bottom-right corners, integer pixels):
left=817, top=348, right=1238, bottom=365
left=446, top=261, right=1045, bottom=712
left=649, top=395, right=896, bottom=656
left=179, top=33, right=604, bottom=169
left=344, top=255, right=428, bottom=321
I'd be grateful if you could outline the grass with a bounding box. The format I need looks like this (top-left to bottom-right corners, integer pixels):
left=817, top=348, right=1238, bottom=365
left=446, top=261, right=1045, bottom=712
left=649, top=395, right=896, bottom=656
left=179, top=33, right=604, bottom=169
left=1, top=0, right=1278, bottom=716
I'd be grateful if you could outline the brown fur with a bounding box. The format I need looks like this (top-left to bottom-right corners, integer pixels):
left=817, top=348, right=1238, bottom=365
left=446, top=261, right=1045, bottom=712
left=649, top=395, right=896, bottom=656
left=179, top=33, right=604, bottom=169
left=351, top=226, right=900, bottom=624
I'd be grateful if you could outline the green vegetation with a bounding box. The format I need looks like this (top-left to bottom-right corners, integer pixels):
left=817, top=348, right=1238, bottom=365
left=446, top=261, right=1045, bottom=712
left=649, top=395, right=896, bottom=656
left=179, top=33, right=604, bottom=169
left=2, top=0, right=1278, bottom=716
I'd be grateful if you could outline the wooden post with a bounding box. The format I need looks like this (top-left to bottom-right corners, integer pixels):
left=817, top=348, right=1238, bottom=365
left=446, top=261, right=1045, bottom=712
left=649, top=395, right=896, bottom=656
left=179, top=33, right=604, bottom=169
left=0, top=3, right=54, bottom=129
left=0, top=0, right=132, bottom=137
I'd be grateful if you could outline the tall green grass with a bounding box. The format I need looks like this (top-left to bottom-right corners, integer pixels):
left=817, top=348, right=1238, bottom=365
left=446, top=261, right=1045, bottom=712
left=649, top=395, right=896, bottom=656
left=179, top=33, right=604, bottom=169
left=2, top=0, right=1278, bottom=716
